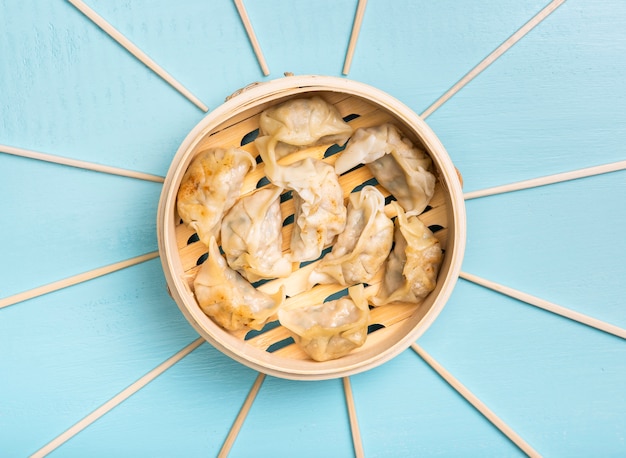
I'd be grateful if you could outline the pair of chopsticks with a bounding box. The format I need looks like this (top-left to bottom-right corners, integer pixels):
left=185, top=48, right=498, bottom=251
left=69, top=0, right=368, bottom=107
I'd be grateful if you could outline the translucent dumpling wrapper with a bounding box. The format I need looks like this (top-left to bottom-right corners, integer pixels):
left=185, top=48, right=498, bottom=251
left=257, top=135, right=347, bottom=262
left=334, top=123, right=436, bottom=215
left=334, top=123, right=395, bottom=174
left=220, top=185, right=292, bottom=282
left=371, top=203, right=443, bottom=306
left=278, top=285, right=370, bottom=362
left=177, top=147, right=256, bottom=245
left=193, top=237, right=285, bottom=331
left=308, top=186, right=393, bottom=287
left=259, top=96, right=353, bottom=158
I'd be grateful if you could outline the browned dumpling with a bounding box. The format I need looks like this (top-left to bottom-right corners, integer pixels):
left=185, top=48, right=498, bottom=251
left=193, top=237, right=284, bottom=331
left=177, top=147, right=255, bottom=245
left=371, top=203, right=442, bottom=306
left=278, top=285, right=369, bottom=362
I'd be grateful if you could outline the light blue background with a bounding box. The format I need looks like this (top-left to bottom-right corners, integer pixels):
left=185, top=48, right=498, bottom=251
left=1, top=0, right=625, bottom=456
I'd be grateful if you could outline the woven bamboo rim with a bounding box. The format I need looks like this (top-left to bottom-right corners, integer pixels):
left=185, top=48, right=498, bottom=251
left=157, top=75, right=466, bottom=380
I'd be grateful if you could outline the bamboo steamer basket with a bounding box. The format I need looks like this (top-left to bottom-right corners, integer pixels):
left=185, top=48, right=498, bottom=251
left=157, top=75, right=466, bottom=380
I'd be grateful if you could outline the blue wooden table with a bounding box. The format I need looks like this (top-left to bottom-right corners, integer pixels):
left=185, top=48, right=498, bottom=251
left=1, top=1, right=625, bottom=456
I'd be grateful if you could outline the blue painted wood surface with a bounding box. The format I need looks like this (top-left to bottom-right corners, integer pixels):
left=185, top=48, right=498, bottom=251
left=1, top=0, right=625, bottom=456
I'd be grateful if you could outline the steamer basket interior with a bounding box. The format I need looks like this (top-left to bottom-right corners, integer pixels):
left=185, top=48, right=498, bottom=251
left=158, top=76, right=466, bottom=380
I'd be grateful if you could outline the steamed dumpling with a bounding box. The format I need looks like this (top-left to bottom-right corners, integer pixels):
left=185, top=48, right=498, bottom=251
left=371, top=203, right=442, bottom=306
left=334, top=123, right=436, bottom=215
left=177, top=147, right=256, bottom=245
left=278, top=285, right=369, bottom=361
left=308, top=186, right=393, bottom=287
left=288, top=159, right=347, bottom=262
left=256, top=136, right=347, bottom=262
left=220, top=185, right=292, bottom=282
left=334, top=123, right=394, bottom=174
left=259, top=96, right=353, bottom=154
left=193, top=237, right=284, bottom=331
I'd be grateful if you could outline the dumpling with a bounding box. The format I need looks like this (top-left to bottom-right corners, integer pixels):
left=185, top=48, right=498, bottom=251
left=288, top=158, right=347, bottom=262
left=289, top=162, right=346, bottom=262
left=334, top=123, right=436, bottom=215
left=308, top=186, right=393, bottom=287
left=256, top=136, right=347, bottom=262
left=220, top=185, right=292, bottom=282
left=278, top=285, right=370, bottom=361
left=334, top=123, right=395, bottom=174
left=259, top=96, right=353, bottom=156
left=371, top=203, right=443, bottom=306
left=177, top=147, right=256, bottom=245
left=193, top=236, right=284, bottom=331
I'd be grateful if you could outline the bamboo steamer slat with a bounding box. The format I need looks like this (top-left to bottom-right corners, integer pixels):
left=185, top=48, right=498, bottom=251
left=157, top=75, right=466, bottom=380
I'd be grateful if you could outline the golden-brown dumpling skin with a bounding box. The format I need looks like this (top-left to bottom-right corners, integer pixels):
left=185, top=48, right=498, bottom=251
left=177, top=147, right=255, bottom=245
left=371, top=203, right=442, bottom=306
left=193, top=237, right=284, bottom=331
left=308, top=186, right=393, bottom=287
left=278, top=285, right=369, bottom=362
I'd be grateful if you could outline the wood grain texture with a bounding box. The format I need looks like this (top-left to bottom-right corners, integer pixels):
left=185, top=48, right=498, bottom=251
left=31, top=337, right=206, bottom=457
left=218, top=372, right=266, bottom=457
left=1, top=0, right=625, bottom=455
left=159, top=80, right=464, bottom=379
left=0, top=144, right=165, bottom=183
left=233, top=0, right=270, bottom=76
left=68, top=0, right=208, bottom=112
left=420, top=0, right=565, bottom=119
left=0, top=251, right=159, bottom=309
left=0, top=154, right=162, bottom=299
left=412, top=343, right=540, bottom=457
left=460, top=271, right=626, bottom=340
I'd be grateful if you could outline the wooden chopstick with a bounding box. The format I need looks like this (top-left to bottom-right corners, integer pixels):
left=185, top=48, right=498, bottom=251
left=0, top=252, right=159, bottom=309
left=460, top=272, right=626, bottom=340
left=67, top=0, right=209, bottom=112
left=420, top=0, right=565, bottom=119
left=233, top=0, right=270, bottom=76
left=463, top=160, right=626, bottom=200
left=343, top=0, right=368, bottom=75
left=343, top=377, right=365, bottom=458
left=412, top=344, right=541, bottom=457
left=31, top=337, right=205, bottom=457
left=218, top=373, right=266, bottom=457
left=1, top=144, right=165, bottom=183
